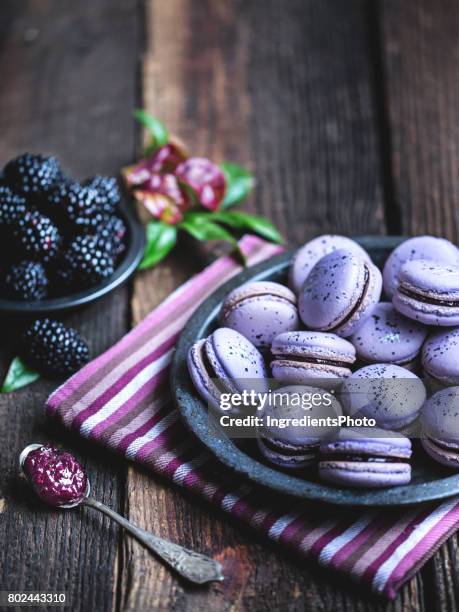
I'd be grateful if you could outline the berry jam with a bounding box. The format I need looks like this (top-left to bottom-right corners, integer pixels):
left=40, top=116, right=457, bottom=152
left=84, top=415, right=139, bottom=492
left=23, top=446, right=88, bottom=507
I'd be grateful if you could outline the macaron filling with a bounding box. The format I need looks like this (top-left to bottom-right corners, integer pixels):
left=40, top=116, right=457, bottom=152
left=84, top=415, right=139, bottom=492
left=320, top=452, right=409, bottom=464
left=271, top=354, right=351, bottom=368
left=260, top=436, right=319, bottom=456
left=328, top=265, right=370, bottom=332
left=398, top=285, right=459, bottom=307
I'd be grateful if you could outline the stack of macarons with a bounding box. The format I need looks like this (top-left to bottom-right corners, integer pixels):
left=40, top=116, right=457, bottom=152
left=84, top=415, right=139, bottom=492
left=186, top=233, right=459, bottom=489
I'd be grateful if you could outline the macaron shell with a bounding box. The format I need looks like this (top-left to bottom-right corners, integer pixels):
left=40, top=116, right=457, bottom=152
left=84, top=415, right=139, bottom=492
left=350, top=302, right=427, bottom=365
left=382, top=236, right=459, bottom=298
left=187, top=339, right=215, bottom=405
left=319, top=461, right=411, bottom=488
left=221, top=294, right=299, bottom=349
left=420, top=386, right=459, bottom=441
left=422, top=436, right=459, bottom=469
left=271, top=331, right=356, bottom=363
left=289, top=234, right=371, bottom=293
left=257, top=438, right=318, bottom=470
left=259, top=385, right=342, bottom=446
left=299, top=250, right=365, bottom=332
left=271, top=359, right=352, bottom=388
left=205, top=327, right=268, bottom=393
left=222, top=281, right=296, bottom=309
left=187, top=339, right=231, bottom=410
left=341, top=364, right=426, bottom=430
left=398, top=259, right=459, bottom=298
left=422, top=327, right=459, bottom=384
left=320, top=427, right=412, bottom=458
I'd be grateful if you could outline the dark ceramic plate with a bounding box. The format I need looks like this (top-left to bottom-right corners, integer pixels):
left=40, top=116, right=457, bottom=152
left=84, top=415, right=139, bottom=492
left=0, top=203, right=145, bottom=317
left=171, top=236, right=459, bottom=506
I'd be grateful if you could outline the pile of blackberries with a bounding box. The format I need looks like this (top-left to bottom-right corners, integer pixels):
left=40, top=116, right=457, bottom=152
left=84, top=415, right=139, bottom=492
left=0, top=153, right=127, bottom=301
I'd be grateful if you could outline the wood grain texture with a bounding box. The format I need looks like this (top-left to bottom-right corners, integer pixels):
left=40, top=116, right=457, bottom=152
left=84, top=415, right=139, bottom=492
left=122, top=0, right=422, bottom=610
left=380, top=0, right=459, bottom=240
left=380, top=2, right=459, bottom=609
left=0, top=1, right=140, bottom=610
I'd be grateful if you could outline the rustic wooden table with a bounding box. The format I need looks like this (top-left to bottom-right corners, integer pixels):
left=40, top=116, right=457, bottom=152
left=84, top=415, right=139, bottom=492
left=1, top=1, right=458, bottom=610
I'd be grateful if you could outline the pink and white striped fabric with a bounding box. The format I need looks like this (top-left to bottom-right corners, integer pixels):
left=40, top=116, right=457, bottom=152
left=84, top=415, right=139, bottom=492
left=47, top=235, right=459, bottom=599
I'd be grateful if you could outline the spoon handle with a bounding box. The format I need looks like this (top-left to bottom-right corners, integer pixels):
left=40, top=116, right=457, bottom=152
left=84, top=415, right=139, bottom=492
left=82, top=497, right=223, bottom=584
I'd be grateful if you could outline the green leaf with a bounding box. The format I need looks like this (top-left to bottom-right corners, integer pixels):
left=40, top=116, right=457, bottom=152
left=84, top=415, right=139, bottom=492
left=139, top=221, right=177, bottom=270
left=220, top=162, right=255, bottom=209
left=179, top=214, right=246, bottom=264
left=133, top=109, right=169, bottom=155
left=204, top=210, right=283, bottom=244
left=1, top=357, right=40, bottom=393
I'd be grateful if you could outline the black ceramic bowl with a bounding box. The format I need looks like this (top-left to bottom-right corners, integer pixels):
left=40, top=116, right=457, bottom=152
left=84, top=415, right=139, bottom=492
left=0, top=203, right=145, bottom=316
left=171, top=235, right=459, bottom=506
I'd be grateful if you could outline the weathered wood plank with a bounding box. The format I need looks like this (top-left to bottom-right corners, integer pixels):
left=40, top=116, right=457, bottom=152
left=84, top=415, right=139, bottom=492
left=0, top=1, right=140, bottom=610
left=121, top=1, right=425, bottom=610
left=379, top=1, right=459, bottom=610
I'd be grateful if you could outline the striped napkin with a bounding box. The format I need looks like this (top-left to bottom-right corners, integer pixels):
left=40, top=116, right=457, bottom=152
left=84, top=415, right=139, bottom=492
left=47, top=235, right=459, bottom=599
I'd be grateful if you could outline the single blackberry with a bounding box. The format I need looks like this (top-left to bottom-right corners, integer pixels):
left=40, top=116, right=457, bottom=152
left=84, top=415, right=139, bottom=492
left=85, top=176, right=121, bottom=213
left=49, top=181, right=105, bottom=231
left=94, top=215, right=127, bottom=257
left=12, top=211, right=61, bottom=262
left=64, top=235, right=115, bottom=288
left=4, top=261, right=48, bottom=300
left=46, top=255, right=76, bottom=294
left=0, top=185, right=27, bottom=225
left=21, top=319, right=90, bottom=376
left=4, top=153, right=61, bottom=197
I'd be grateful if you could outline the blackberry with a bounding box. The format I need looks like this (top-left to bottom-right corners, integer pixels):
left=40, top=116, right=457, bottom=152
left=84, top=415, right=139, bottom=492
left=4, top=153, right=61, bottom=197
left=0, top=185, right=27, bottom=225
left=64, top=235, right=115, bottom=288
left=94, top=215, right=127, bottom=258
left=4, top=261, right=48, bottom=300
left=49, top=181, right=104, bottom=231
left=85, top=176, right=121, bottom=213
left=21, top=319, right=90, bottom=376
left=12, top=211, right=61, bottom=262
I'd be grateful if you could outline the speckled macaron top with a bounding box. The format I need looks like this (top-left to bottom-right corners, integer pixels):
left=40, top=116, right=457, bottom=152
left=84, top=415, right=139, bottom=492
left=422, top=327, right=459, bottom=384
left=298, top=249, right=382, bottom=337
left=259, top=384, right=342, bottom=446
left=289, top=234, right=371, bottom=293
left=341, top=363, right=426, bottom=430
left=382, top=236, right=459, bottom=298
left=187, top=327, right=268, bottom=410
left=206, top=327, right=268, bottom=382
left=420, top=387, right=459, bottom=443
left=350, top=302, right=427, bottom=366
left=219, top=281, right=299, bottom=349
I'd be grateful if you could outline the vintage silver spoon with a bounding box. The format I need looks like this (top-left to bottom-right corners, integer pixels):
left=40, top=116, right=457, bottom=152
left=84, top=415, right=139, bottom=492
left=19, top=444, right=223, bottom=585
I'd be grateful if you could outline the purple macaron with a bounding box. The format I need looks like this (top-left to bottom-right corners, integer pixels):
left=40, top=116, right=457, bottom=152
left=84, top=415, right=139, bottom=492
left=257, top=385, right=342, bottom=470
left=298, top=249, right=382, bottom=338
left=289, top=234, right=371, bottom=293
left=422, top=327, right=459, bottom=388
left=350, top=302, right=427, bottom=369
left=219, top=281, right=299, bottom=350
left=382, top=236, right=459, bottom=298
left=319, top=427, right=412, bottom=488
left=393, top=259, right=459, bottom=326
left=420, top=387, right=459, bottom=468
left=271, top=331, right=356, bottom=388
left=187, top=327, right=268, bottom=414
left=341, top=364, right=426, bottom=430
